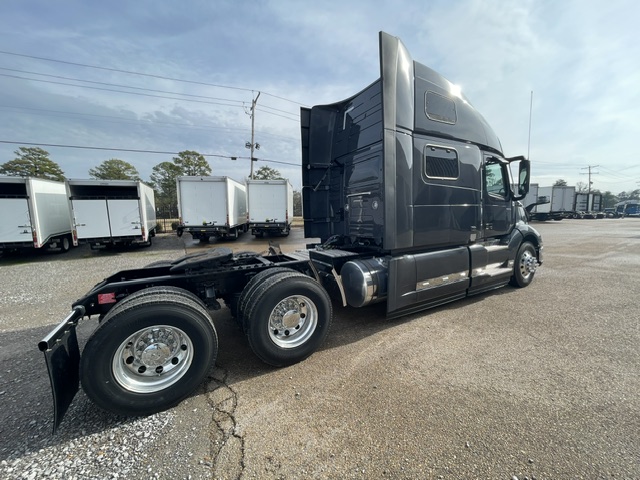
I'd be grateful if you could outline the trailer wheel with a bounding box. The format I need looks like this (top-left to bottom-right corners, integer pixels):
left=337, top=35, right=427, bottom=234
left=510, top=241, right=537, bottom=288
left=56, top=235, right=71, bottom=253
left=80, top=289, right=217, bottom=416
left=244, top=272, right=332, bottom=367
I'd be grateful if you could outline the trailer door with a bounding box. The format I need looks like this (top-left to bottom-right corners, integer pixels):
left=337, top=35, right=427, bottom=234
left=107, top=199, right=142, bottom=236
left=72, top=200, right=110, bottom=239
left=0, top=199, right=32, bottom=243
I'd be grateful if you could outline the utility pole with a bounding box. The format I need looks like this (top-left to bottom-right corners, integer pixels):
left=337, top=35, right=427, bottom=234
left=580, top=165, right=599, bottom=193
left=245, top=91, right=261, bottom=180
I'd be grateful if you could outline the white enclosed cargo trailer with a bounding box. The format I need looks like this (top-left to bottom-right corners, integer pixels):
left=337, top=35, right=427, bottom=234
left=247, top=179, right=294, bottom=237
left=573, top=192, right=603, bottom=219
left=530, top=185, right=575, bottom=221
left=66, top=179, right=156, bottom=249
left=176, top=176, right=247, bottom=241
left=0, top=176, right=73, bottom=252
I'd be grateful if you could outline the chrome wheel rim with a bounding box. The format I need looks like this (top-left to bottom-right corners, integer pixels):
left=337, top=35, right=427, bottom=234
left=268, top=295, right=318, bottom=349
left=519, top=249, right=537, bottom=279
left=112, top=325, right=194, bottom=393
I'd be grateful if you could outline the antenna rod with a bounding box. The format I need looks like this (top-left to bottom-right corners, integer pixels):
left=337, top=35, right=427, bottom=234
left=527, top=90, right=533, bottom=160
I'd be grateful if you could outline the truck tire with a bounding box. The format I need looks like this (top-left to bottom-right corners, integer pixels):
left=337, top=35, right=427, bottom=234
left=107, top=285, right=208, bottom=311
left=510, top=241, right=537, bottom=288
left=244, top=271, right=332, bottom=367
left=80, top=288, right=217, bottom=417
left=236, top=267, right=298, bottom=327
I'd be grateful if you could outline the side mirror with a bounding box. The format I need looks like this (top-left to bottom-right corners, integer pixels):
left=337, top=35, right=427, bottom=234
left=506, top=156, right=530, bottom=200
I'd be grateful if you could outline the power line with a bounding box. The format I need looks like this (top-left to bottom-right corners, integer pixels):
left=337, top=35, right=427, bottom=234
left=0, top=67, right=246, bottom=104
left=0, top=49, right=307, bottom=106
left=0, top=104, right=300, bottom=141
left=1, top=72, right=302, bottom=121
left=0, top=139, right=301, bottom=166
left=0, top=139, right=232, bottom=158
left=0, top=73, right=247, bottom=109
left=0, top=49, right=253, bottom=92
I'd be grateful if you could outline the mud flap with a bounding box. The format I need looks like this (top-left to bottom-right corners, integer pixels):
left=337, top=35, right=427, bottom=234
left=39, top=307, right=84, bottom=433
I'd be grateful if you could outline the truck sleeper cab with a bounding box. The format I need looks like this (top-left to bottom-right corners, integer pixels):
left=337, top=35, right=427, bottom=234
left=302, top=33, right=542, bottom=317
left=39, top=32, right=542, bottom=432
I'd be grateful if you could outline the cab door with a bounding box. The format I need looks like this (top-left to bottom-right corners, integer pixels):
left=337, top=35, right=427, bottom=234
left=468, top=156, right=515, bottom=294
left=482, top=156, right=512, bottom=239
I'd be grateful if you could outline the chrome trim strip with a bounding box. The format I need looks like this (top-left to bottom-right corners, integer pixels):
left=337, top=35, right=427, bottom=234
left=415, top=271, right=468, bottom=292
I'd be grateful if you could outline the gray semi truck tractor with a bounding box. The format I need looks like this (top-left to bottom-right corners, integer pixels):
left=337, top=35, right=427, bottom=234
left=39, top=31, right=543, bottom=431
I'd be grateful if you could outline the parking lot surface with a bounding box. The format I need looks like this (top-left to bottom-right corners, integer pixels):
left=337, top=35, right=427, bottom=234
left=0, top=219, right=638, bottom=479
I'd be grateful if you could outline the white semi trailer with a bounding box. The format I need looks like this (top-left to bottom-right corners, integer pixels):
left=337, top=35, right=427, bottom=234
left=0, top=176, right=73, bottom=253
left=247, top=179, right=294, bottom=237
left=529, top=185, right=576, bottom=221
left=66, top=179, right=156, bottom=249
left=176, top=176, right=248, bottom=241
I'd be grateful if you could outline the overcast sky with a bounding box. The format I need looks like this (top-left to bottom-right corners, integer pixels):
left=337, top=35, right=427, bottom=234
left=1, top=0, right=638, bottom=194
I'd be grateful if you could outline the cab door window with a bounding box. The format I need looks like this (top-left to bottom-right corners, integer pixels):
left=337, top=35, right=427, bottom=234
left=485, top=161, right=507, bottom=198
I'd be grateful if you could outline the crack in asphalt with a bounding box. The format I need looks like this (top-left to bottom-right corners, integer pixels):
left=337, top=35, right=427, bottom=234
left=207, top=365, right=245, bottom=479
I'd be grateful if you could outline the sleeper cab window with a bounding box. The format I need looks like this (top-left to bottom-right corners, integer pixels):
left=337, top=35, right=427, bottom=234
left=425, top=91, right=457, bottom=124
left=424, top=145, right=459, bottom=180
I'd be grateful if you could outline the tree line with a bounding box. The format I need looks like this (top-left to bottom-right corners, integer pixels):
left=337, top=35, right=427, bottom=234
left=0, top=146, right=302, bottom=217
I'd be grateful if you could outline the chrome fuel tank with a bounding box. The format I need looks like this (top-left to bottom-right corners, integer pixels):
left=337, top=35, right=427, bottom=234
left=341, top=258, right=388, bottom=307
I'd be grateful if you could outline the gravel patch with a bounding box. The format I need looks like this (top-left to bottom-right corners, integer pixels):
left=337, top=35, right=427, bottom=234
left=1, top=222, right=639, bottom=478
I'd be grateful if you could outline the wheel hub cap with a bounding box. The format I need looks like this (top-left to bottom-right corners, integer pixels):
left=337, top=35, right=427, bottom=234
left=521, top=252, right=537, bottom=276
left=268, top=295, right=318, bottom=349
left=140, top=343, right=172, bottom=366
left=113, top=326, right=193, bottom=393
left=282, top=309, right=301, bottom=329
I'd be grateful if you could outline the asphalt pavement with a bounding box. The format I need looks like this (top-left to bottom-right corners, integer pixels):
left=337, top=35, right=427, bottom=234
left=0, top=219, right=638, bottom=479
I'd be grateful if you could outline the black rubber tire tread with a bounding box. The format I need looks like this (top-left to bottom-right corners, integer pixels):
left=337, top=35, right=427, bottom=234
left=105, top=286, right=207, bottom=318
left=510, top=241, right=536, bottom=288
left=244, top=271, right=332, bottom=367
left=236, top=267, right=299, bottom=329
left=80, top=290, right=217, bottom=416
left=225, top=292, right=242, bottom=320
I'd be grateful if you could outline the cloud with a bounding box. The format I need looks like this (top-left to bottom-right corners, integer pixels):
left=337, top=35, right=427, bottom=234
left=1, top=0, right=638, bottom=194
